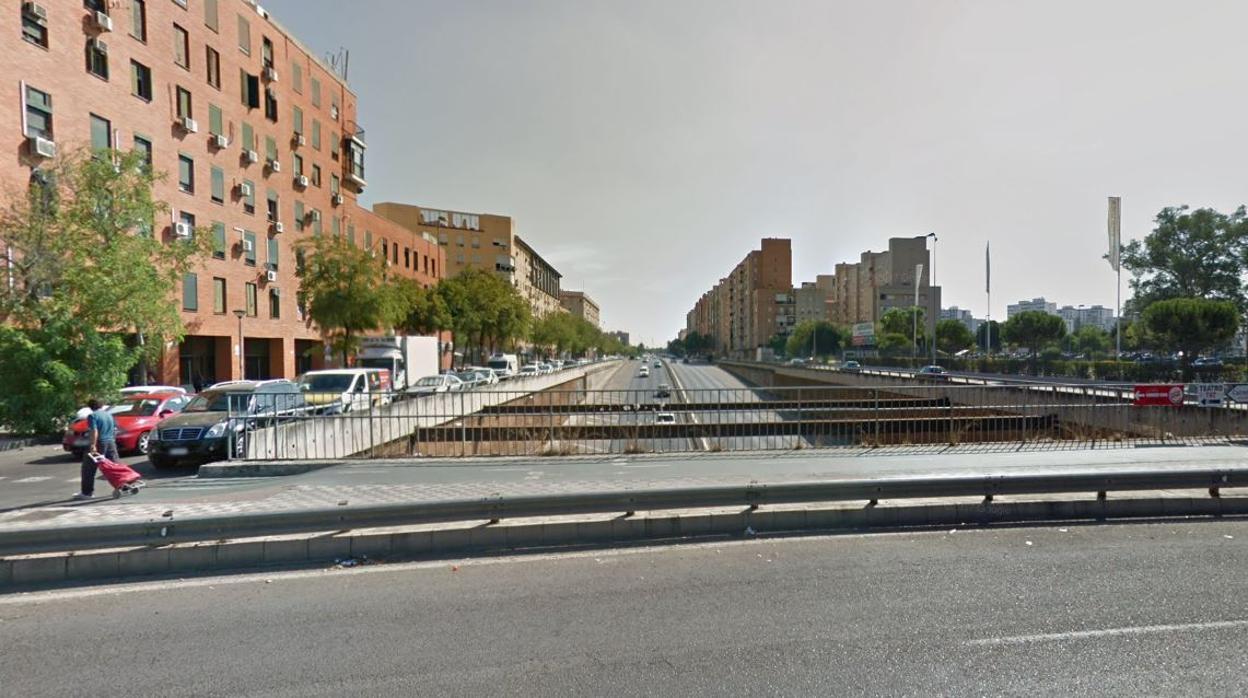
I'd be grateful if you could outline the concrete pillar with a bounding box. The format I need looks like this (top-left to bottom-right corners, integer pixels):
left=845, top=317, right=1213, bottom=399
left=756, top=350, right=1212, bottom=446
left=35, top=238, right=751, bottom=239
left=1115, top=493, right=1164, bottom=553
left=273, top=337, right=294, bottom=379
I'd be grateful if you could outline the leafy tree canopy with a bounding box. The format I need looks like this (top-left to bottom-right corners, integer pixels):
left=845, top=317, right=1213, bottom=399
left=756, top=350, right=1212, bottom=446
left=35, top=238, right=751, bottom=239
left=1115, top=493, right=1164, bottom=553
left=1121, top=206, right=1248, bottom=312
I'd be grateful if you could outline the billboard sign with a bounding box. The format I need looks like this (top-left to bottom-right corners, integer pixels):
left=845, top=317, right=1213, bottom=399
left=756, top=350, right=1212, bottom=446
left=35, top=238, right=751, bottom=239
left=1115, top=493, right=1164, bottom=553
left=1133, top=384, right=1184, bottom=407
left=1191, top=383, right=1226, bottom=407
left=851, top=322, right=875, bottom=347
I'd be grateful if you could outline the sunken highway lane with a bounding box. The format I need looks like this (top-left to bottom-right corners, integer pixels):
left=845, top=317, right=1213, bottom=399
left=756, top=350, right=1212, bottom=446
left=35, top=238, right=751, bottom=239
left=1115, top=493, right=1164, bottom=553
left=5, top=520, right=1248, bottom=696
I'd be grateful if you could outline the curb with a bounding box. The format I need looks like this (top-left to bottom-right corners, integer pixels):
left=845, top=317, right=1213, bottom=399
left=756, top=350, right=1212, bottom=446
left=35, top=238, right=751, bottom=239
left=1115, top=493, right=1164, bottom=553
left=3, top=493, right=1244, bottom=590
left=197, top=460, right=341, bottom=478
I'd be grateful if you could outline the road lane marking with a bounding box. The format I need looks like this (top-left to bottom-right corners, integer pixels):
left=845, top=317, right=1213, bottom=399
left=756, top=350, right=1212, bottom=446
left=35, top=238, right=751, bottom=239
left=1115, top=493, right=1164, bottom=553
left=965, top=619, right=1248, bottom=646
left=14, top=476, right=52, bottom=483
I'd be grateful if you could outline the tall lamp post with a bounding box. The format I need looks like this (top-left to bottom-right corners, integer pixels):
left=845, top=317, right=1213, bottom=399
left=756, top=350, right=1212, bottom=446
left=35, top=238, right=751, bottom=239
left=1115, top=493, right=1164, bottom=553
left=233, top=309, right=246, bottom=379
left=925, top=232, right=938, bottom=364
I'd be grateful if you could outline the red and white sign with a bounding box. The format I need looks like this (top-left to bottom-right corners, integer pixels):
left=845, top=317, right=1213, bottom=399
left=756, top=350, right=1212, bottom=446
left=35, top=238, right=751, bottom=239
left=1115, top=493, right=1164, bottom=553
left=1133, top=384, right=1184, bottom=407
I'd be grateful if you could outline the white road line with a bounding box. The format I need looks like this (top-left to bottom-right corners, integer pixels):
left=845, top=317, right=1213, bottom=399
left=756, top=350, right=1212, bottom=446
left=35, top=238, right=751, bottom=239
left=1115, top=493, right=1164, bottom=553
left=13, top=476, right=52, bottom=483
left=965, top=619, right=1248, bottom=646
left=621, top=463, right=670, bottom=469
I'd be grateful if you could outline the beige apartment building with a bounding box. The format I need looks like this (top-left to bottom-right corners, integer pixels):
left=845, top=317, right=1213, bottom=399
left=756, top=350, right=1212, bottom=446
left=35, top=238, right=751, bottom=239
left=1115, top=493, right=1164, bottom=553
left=560, top=290, right=600, bottom=328
left=827, top=236, right=941, bottom=340
left=794, top=275, right=835, bottom=324
left=374, top=203, right=564, bottom=318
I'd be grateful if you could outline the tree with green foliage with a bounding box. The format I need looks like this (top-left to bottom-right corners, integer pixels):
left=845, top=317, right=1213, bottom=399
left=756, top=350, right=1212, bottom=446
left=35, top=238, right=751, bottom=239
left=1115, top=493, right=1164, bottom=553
left=876, top=332, right=911, bottom=355
left=0, top=149, right=210, bottom=433
left=766, top=334, right=788, bottom=357
left=436, top=268, right=532, bottom=363
left=976, top=320, right=1002, bottom=353
left=1002, top=311, right=1067, bottom=361
left=935, top=320, right=975, bottom=355
left=1069, top=325, right=1111, bottom=357
left=296, top=233, right=412, bottom=364
left=879, top=307, right=926, bottom=348
left=396, top=280, right=451, bottom=336
left=785, top=320, right=844, bottom=359
left=1142, top=298, right=1239, bottom=369
left=1121, top=206, right=1248, bottom=312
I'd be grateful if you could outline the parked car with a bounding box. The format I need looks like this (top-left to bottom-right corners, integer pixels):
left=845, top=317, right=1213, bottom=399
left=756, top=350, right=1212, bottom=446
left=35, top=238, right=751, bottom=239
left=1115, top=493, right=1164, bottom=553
left=297, top=369, right=382, bottom=415
left=518, top=364, right=541, bottom=378
left=538, top=362, right=555, bottom=375
left=409, top=374, right=464, bottom=396
left=467, top=367, right=501, bottom=385
left=1193, top=357, right=1224, bottom=370
left=842, top=360, right=861, bottom=372
left=147, top=380, right=305, bottom=469
left=120, top=385, right=188, bottom=397
left=63, top=392, right=192, bottom=459
left=455, top=371, right=486, bottom=390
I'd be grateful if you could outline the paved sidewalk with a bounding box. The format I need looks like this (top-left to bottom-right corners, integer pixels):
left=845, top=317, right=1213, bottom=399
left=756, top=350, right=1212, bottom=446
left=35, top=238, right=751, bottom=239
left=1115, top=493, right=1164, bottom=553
left=2, top=443, right=1246, bottom=533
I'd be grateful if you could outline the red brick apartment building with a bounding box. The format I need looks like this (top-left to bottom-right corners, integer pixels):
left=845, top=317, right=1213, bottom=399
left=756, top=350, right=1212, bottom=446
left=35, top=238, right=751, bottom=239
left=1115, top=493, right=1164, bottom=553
left=2, top=0, right=443, bottom=386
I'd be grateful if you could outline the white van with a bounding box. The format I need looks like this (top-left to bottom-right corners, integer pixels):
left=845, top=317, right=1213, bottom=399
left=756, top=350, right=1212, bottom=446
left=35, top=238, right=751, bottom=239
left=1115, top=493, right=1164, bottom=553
left=487, top=353, right=520, bottom=379
left=297, top=369, right=381, bottom=414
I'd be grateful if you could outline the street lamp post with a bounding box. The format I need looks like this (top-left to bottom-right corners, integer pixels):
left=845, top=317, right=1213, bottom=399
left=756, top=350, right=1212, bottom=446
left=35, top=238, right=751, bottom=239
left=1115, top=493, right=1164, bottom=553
left=233, top=309, right=246, bottom=379
left=926, top=233, right=938, bottom=365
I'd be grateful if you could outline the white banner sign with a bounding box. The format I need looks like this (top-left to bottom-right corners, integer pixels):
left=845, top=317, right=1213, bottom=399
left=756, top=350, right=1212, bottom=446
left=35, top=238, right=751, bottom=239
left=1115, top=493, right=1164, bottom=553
left=1107, top=196, right=1121, bottom=272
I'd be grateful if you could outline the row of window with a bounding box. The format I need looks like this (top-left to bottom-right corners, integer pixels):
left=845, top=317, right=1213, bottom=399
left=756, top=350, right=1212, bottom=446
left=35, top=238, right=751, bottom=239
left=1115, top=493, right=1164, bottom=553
left=182, top=274, right=279, bottom=319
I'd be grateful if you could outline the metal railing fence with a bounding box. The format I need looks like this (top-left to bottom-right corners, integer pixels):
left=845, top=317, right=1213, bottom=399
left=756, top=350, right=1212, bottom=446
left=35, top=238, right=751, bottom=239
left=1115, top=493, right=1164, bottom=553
left=224, top=382, right=1248, bottom=460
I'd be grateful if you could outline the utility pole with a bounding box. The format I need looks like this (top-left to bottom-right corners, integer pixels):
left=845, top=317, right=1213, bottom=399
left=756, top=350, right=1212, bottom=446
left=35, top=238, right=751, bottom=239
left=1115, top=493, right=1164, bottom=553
left=926, top=233, right=938, bottom=364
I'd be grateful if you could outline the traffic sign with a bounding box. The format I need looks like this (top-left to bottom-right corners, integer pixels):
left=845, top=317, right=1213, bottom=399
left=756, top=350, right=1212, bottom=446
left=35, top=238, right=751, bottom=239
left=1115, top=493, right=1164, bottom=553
left=1192, top=383, right=1226, bottom=407
left=1227, top=384, right=1248, bottom=404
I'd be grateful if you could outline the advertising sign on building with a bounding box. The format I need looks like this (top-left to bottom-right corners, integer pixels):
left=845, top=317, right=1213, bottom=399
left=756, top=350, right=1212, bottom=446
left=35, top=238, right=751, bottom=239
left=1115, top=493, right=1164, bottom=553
left=851, top=322, right=876, bottom=347
left=1133, top=384, right=1184, bottom=407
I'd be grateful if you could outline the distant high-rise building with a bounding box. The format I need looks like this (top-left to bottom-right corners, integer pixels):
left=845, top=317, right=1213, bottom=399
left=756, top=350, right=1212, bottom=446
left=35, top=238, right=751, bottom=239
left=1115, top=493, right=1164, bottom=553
left=1007, top=298, right=1058, bottom=317
left=825, top=237, right=941, bottom=341
left=794, top=276, right=835, bottom=324
left=685, top=239, right=794, bottom=357
left=940, top=307, right=981, bottom=333
left=559, top=290, right=600, bottom=328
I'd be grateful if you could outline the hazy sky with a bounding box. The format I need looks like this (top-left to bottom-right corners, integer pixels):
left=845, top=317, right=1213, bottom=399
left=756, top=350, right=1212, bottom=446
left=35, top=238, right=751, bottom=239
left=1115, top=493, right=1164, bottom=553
left=263, top=0, right=1248, bottom=346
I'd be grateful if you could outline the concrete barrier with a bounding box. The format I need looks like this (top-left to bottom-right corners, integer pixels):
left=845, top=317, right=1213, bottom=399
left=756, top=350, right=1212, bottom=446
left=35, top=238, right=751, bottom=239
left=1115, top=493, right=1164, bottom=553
left=6, top=491, right=1247, bottom=589
left=241, top=361, right=622, bottom=460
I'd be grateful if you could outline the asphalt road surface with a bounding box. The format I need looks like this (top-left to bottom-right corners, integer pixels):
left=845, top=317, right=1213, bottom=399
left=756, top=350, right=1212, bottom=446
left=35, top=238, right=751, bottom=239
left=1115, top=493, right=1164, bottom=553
left=5, top=520, right=1248, bottom=696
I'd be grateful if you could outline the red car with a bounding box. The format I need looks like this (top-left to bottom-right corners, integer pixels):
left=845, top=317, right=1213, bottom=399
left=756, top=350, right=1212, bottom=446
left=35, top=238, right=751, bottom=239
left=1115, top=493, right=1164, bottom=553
left=63, top=392, right=193, bottom=459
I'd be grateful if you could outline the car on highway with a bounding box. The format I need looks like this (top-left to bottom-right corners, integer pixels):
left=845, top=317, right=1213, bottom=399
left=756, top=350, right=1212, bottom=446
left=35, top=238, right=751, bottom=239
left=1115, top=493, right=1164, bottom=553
left=655, top=383, right=672, bottom=399
left=409, top=374, right=464, bottom=395
left=639, top=365, right=650, bottom=378
left=517, top=364, right=541, bottom=378
left=918, top=365, right=948, bottom=377
left=653, top=360, right=661, bottom=368
left=655, top=412, right=676, bottom=424
left=147, top=380, right=306, bottom=468
left=842, top=360, right=861, bottom=372
left=63, top=391, right=192, bottom=459
left=1193, top=357, right=1224, bottom=370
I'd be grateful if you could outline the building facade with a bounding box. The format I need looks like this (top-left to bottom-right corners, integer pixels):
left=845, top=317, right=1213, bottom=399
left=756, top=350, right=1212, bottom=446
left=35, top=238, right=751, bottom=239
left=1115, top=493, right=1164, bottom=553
left=1057, top=304, right=1115, bottom=333
left=686, top=238, right=793, bottom=358
left=514, top=235, right=561, bottom=318
left=794, top=275, right=834, bottom=324
left=372, top=202, right=517, bottom=285
left=940, top=306, right=981, bottom=334
left=4, top=0, right=443, bottom=386
left=1007, top=298, right=1058, bottom=318
left=608, top=330, right=629, bottom=346
left=559, top=290, right=600, bottom=328
left=826, top=237, right=941, bottom=341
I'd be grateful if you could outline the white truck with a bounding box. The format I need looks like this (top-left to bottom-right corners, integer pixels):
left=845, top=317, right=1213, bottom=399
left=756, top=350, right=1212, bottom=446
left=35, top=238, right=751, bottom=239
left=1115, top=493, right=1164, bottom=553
left=357, top=336, right=440, bottom=393
left=486, top=353, right=520, bottom=380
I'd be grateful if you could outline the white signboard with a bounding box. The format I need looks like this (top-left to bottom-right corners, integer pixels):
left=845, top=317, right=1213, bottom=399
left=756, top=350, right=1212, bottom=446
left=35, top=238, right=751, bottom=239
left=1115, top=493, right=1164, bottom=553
left=1107, top=196, right=1121, bottom=272
left=1192, top=383, right=1226, bottom=407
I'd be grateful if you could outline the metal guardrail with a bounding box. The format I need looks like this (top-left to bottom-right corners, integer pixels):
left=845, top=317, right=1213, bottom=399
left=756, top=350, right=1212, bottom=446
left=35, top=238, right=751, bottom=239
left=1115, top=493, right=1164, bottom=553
left=230, top=380, right=1248, bottom=459
left=4, top=468, right=1246, bottom=555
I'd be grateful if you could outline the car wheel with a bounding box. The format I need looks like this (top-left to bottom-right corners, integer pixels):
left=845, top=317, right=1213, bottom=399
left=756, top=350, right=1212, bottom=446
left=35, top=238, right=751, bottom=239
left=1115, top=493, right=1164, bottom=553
left=136, top=431, right=151, bottom=455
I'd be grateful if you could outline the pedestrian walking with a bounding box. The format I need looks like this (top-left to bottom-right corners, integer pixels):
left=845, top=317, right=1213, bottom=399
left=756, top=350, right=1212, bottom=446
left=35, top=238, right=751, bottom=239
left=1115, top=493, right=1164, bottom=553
left=73, top=399, right=121, bottom=501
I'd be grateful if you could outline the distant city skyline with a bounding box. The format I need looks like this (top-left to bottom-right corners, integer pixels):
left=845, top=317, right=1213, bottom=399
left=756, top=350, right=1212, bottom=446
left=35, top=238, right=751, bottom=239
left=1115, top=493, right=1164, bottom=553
left=263, top=0, right=1248, bottom=343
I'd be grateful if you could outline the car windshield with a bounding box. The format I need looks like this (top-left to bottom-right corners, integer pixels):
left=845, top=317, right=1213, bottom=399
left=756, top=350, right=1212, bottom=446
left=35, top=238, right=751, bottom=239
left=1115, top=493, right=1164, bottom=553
left=487, top=360, right=509, bottom=369
left=301, top=374, right=354, bottom=392
left=357, top=358, right=393, bottom=371
left=109, top=398, right=162, bottom=417
left=183, top=390, right=247, bottom=413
